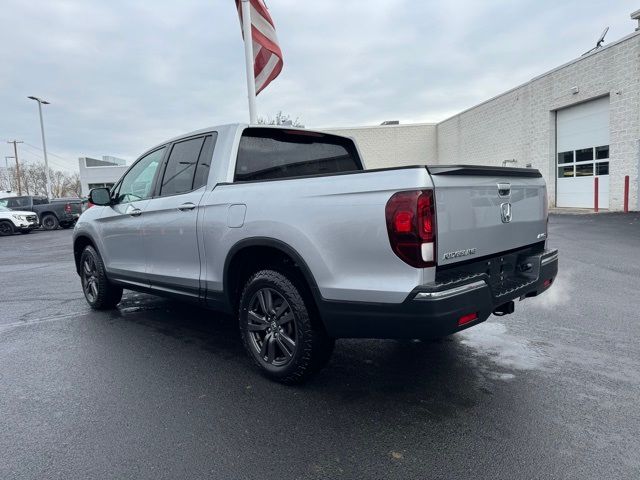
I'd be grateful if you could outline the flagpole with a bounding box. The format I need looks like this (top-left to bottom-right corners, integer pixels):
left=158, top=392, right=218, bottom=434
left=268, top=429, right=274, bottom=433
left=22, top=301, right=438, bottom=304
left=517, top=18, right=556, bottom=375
left=241, top=0, right=257, bottom=124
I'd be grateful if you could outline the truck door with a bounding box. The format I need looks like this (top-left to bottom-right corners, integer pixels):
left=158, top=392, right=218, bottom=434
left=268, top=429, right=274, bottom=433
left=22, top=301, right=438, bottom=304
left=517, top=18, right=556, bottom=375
left=142, top=134, right=216, bottom=298
left=97, top=147, right=166, bottom=285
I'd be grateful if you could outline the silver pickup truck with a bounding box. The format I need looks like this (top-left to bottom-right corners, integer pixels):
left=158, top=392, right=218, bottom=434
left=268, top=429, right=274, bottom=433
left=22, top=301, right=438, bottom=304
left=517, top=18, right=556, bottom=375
left=74, top=124, right=558, bottom=383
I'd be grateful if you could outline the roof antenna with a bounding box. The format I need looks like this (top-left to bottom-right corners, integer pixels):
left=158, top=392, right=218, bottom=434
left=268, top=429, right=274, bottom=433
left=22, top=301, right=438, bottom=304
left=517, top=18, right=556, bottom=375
left=582, top=26, right=609, bottom=56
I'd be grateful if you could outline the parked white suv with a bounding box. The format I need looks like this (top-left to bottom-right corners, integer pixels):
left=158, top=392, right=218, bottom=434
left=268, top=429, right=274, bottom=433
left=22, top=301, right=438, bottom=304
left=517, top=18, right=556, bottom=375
left=0, top=206, right=39, bottom=236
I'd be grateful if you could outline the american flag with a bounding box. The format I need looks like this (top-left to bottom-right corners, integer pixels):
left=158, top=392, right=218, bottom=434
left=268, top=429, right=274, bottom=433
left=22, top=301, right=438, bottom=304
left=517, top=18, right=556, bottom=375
left=235, top=0, right=284, bottom=95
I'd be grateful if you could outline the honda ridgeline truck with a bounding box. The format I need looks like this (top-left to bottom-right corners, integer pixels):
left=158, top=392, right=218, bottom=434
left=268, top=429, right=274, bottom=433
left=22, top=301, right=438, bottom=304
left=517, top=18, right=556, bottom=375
left=73, top=124, right=558, bottom=383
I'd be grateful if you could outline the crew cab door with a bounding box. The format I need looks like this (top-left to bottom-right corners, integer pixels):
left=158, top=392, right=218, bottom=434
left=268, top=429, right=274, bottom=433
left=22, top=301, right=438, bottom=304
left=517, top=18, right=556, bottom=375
left=142, top=134, right=216, bottom=298
left=97, top=147, right=166, bottom=285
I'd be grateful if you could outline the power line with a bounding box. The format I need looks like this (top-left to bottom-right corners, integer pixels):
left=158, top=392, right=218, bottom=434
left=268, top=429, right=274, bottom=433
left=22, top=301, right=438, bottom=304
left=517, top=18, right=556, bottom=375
left=22, top=141, right=74, bottom=163
left=18, top=148, right=69, bottom=171
left=19, top=143, right=73, bottom=170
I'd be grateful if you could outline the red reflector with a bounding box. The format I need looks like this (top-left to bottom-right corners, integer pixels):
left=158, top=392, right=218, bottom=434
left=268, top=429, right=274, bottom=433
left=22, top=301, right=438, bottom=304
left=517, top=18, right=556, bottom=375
left=543, top=278, right=553, bottom=288
left=458, top=312, right=478, bottom=326
left=394, top=211, right=413, bottom=233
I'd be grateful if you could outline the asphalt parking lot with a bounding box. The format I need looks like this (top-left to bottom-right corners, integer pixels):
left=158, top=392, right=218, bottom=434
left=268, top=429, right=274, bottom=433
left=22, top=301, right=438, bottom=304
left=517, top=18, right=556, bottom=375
left=1, top=214, right=639, bottom=480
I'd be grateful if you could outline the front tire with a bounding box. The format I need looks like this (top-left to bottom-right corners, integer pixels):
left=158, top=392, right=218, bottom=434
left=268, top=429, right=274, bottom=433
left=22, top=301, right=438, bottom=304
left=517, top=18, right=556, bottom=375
left=41, top=214, right=59, bottom=230
left=80, top=245, right=123, bottom=310
left=239, top=269, right=334, bottom=384
left=0, top=221, right=14, bottom=236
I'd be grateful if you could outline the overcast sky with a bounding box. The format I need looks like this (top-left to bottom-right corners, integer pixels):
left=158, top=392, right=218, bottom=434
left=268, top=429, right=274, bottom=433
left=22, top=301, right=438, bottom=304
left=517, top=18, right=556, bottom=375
left=0, top=0, right=637, bottom=171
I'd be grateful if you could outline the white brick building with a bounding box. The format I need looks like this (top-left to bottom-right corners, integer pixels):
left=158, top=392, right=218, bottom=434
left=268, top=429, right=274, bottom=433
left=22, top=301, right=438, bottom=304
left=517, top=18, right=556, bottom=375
left=78, top=156, right=128, bottom=196
left=325, top=24, right=640, bottom=211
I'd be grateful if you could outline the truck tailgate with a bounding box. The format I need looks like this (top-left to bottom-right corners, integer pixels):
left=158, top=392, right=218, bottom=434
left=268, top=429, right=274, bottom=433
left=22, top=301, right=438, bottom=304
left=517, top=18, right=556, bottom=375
left=429, top=165, right=547, bottom=266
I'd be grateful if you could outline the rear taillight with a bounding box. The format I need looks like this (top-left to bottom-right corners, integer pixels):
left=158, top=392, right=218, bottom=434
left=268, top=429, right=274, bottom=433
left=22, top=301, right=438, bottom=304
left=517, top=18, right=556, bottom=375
left=385, top=190, right=436, bottom=268
left=64, top=203, right=72, bottom=213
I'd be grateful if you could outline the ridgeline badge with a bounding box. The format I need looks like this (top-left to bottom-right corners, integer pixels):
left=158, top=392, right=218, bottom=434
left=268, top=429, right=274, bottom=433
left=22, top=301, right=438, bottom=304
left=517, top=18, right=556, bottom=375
left=443, top=248, right=477, bottom=260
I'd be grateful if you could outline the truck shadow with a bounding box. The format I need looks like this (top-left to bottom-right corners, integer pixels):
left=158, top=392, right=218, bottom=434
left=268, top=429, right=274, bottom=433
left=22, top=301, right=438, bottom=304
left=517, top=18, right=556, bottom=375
left=111, top=291, right=509, bottom=421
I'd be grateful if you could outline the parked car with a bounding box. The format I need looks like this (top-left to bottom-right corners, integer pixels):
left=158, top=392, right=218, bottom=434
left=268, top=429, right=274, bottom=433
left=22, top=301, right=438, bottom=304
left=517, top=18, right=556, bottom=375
left=51, top=197, right=90, bottom=212
left=0, top=205, right=39, bottom=236
left=0, top=195, right=82, bottom=230
left=73, top=124, right=558, bottom=383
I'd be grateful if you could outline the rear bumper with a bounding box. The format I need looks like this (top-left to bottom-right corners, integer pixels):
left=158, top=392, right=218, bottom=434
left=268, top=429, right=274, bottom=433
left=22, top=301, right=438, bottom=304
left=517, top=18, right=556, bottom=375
left=59, top=213, right=80, bottom=224
left=319, top=249, right=558, bottom=339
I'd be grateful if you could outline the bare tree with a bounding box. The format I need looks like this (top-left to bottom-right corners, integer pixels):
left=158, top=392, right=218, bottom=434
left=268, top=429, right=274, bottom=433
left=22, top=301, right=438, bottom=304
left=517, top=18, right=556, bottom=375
left=257, top=111, right=304, bottom=127
left=4, top=163, right=81, bottom=198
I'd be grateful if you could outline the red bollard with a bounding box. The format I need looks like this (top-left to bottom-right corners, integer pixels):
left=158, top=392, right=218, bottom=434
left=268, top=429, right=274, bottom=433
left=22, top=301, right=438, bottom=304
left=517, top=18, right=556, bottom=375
left=594, top=177, right=599, bottom=213
left=623, top=175, right=629, bottom=213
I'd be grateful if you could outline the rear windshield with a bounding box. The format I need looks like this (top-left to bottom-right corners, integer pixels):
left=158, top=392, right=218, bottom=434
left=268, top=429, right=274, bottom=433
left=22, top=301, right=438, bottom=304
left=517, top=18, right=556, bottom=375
left=234, top=128, right=362, bottom=182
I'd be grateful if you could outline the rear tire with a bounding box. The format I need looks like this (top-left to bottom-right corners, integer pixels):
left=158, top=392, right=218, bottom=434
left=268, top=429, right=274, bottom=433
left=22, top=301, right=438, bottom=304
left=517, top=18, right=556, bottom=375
left=239, top=269, right=334, bottom=384
left=41, top=214, right=59, bottom=230
left=0, top=221, right=14, bottom=236
left=80, top=245, right=123, bottom=310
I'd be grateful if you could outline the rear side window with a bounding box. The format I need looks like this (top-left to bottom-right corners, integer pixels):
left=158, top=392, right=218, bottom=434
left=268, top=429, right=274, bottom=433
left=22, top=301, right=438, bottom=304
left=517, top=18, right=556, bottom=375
left=234, top=128, right=362, bottom=182
left=6, top=197, right=30, bottom=208
left=160, top=134, right=216, bottom=196
left=192, top=134, right=217, bottom=190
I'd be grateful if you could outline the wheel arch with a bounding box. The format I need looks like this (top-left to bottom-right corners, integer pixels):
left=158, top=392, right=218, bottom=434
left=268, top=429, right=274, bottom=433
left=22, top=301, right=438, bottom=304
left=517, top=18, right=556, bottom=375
left=73, top=234, right=97, bottom=275
left=223, top=237, right=323, bottom=317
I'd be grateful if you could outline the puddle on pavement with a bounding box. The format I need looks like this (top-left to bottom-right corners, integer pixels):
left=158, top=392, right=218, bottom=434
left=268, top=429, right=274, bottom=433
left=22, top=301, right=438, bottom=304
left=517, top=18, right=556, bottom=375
left=458, top=322, right=547, bottom=380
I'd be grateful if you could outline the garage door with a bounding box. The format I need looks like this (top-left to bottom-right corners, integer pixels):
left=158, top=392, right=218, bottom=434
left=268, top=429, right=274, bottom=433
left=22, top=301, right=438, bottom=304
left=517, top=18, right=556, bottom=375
left=556, top=96, right=610, bottom=208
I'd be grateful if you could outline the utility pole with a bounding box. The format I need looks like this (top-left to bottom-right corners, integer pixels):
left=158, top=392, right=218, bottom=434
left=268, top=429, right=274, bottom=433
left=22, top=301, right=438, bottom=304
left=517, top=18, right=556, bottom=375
left=4, top=156, right=14, bottom=191
left=7, top=140, right=23, bottom=195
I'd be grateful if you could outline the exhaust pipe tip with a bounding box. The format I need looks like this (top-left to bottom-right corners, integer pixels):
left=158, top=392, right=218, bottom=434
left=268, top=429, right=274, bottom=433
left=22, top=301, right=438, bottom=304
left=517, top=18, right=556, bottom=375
left=493, top=301, right=515, bottom=316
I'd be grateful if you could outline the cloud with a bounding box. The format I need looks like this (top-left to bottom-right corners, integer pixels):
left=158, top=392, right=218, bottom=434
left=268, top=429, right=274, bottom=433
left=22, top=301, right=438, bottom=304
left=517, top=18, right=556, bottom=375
left=0, top=0, right=636, bottom=171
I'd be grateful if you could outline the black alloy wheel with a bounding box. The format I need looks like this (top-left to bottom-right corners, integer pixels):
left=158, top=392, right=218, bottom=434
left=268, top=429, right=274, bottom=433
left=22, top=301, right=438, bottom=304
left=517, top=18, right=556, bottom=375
left=247, top=287, right=298, bottom=366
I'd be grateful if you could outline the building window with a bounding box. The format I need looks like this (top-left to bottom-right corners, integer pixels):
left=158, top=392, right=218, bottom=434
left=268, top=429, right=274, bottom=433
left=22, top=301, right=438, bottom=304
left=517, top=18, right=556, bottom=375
left=558, top=166, right=574, bottom=178
left=557, top=151, right=573, bottom=164
left=595, top=145, right=609, bottom=160
left=557, top=145, right=609, bottom=178
left=596, top=162, right=609, bottom=176
left=575, top=163, right=593, bottom=177
left=575, top=148, right=593, bottom=162
left=88, top=182, right=115, bottom=190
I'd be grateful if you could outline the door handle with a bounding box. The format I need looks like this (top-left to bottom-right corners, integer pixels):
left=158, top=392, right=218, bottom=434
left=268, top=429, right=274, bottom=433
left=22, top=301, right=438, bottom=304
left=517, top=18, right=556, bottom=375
left=128, top=208, right=142, bottom=217
left=178, top=202, right=196, bottom=212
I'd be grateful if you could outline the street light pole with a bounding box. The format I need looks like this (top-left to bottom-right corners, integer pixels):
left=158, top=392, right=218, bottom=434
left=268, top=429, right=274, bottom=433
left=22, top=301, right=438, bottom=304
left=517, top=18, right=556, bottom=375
left=27, top=96, right=52, bottom=199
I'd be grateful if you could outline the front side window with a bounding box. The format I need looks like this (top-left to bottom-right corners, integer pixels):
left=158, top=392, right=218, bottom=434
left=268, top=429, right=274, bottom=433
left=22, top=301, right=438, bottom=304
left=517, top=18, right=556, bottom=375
left=114, top=147, right=165, bottom=204
left=235, top=128, right=361, bottom=182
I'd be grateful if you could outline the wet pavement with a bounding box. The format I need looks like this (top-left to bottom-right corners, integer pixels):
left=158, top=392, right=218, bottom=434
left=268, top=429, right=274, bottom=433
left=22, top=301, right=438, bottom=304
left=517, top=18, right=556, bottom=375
left=1, top=214, right=639, bottom=479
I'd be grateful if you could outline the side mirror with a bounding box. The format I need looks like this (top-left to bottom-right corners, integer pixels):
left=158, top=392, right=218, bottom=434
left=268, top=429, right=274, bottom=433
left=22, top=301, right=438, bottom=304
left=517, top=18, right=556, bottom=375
left=89, top=187, right=111, bottom=206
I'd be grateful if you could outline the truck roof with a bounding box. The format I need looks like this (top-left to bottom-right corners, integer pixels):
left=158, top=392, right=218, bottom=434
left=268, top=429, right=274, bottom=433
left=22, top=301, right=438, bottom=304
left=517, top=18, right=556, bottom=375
left=138, top=123, right=352, bottom=162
